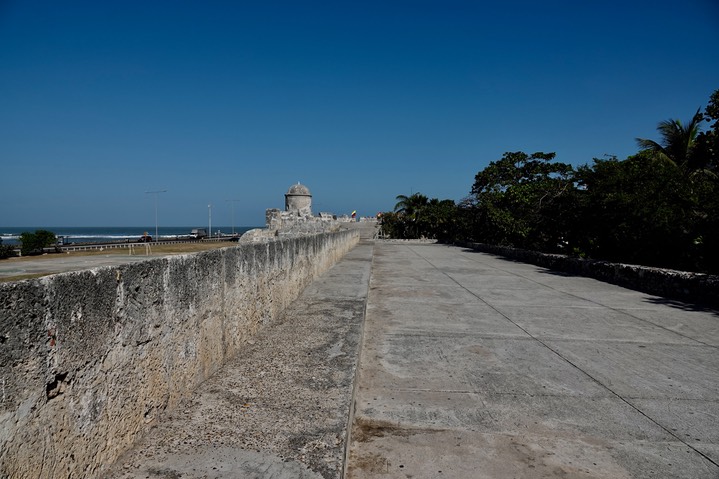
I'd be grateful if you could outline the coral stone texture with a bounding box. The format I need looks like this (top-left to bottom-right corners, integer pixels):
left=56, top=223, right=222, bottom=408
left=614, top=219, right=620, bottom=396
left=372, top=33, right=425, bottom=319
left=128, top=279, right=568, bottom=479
left=107, top=236, right=374, bottom=479
left=0, top=230, right=359, bottom=478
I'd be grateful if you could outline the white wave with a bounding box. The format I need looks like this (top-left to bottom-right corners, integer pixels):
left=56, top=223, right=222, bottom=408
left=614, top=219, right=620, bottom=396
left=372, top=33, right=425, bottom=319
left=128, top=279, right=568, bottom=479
left=63, top=234, right=139, bottom=240
left=60, top=233, right=191, bottom=241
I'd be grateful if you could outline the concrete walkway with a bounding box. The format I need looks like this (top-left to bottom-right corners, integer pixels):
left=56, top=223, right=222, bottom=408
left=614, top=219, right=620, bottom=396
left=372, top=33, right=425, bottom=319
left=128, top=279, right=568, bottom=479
left=346, top=243, right=719, bottom=479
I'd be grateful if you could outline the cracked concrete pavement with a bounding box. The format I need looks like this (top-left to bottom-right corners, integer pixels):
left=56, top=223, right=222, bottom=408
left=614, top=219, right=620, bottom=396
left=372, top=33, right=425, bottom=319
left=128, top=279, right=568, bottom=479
left=346, top=242, right=719, bottom=479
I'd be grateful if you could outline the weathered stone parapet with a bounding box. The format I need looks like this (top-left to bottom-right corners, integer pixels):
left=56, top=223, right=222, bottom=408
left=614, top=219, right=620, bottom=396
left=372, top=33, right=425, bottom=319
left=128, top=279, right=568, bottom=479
left=0, top=229, right=359, bottom=478
left=248, top=208, right=347, bottom=243
left=458, top=241, right=719, bottom=306
left=259, top=182, right=360, bottom=238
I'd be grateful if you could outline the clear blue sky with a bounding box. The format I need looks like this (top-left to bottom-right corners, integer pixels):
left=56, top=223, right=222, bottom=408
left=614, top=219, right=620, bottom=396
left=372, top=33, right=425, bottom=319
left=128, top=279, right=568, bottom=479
left=1, top=1, right=718, bottom=227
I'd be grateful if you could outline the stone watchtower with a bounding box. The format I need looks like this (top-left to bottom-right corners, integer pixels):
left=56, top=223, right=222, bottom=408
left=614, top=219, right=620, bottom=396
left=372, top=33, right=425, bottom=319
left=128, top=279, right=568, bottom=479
left=285, top=182, right=312, bottom=217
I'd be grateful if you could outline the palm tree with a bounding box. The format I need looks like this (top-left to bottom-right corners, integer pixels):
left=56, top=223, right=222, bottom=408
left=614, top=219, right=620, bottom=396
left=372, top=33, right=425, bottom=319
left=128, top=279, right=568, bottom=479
left=394, top=193, right=429, bottom=238
left=394, top=193, right=428, bottom=217
left=636, top=109, right=706, bottom=174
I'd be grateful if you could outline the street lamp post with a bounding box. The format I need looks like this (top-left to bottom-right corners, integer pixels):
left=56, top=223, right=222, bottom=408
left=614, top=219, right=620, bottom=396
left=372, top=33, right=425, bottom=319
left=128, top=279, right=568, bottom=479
left=226, top=199, right=240, bottom=235
left=208, top=203, right=212, bottom=238
left=145, top=190, right=167, bottom=241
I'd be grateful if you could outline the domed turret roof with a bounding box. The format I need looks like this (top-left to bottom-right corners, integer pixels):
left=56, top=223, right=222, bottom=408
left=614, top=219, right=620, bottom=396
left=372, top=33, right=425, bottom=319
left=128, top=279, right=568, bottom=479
left=286, top=183, right=311, bottom=196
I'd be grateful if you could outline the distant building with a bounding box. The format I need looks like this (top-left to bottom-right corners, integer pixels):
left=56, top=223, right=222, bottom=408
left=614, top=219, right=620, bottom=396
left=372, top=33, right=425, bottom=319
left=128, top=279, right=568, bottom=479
left=243, top=182, right=345, bottom=242
left=285, top=182, right=312, bottom=216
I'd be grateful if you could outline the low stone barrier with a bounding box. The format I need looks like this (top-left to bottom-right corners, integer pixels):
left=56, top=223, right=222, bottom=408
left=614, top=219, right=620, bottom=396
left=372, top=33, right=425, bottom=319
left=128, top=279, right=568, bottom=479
left=458, top=241, right=719, bottom=306
left=0, top=229, right=359, bottom=478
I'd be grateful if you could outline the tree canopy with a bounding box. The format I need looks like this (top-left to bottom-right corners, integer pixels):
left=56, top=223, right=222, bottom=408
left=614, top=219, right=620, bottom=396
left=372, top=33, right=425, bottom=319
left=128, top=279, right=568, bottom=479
left=379, top=88, right=719, bottom=273
left=468, top=151, right=575, bottom=251
left=19, top=230, right=57, bottom=256
left=380, top=193, right=457, bottom=241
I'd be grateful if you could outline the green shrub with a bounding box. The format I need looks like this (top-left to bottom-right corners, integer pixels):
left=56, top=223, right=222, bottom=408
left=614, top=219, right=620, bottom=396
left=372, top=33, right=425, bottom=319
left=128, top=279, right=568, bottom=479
left=19, top=230, right=57, bottom=256
left=0, top=239, right=16, bottom=259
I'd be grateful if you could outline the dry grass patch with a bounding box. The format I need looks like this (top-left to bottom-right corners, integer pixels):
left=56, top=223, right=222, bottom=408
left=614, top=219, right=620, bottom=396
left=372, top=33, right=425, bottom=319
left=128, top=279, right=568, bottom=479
left=0, top=272, right=50, bottom=283
left=10, top=241, right=235, bottom=263
left=72, top=241, right=236, bottom=256
left=0, top=241, right=239, bottom=283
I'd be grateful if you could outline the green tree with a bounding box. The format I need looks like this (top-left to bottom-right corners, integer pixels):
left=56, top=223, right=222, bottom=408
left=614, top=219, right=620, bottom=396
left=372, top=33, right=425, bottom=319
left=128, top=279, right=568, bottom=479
left=574, top=153, right=697, bottom=269
left=393, top=193, right=429, bottom=238
left=689, top=173, right=719, bottom=272
left=381, top=194, right=459, bottom=240
left=626, top=90, right=719, bottom=271
left=695, top=89, right=719, bottom=173
left=19, top=229, right=57, bottom=256
left=394, top=193, right=429, bottom=217
left=422, top=198, right=458, bottom=242
left=694, top=90, right=719, bottom=270
left=469, top=151, right=576, bottom=251
left=636, top=109, right=707, bottom=174
left=378, top=211, right=406, bottom=239
left=0, top=238, right=16, bottom=259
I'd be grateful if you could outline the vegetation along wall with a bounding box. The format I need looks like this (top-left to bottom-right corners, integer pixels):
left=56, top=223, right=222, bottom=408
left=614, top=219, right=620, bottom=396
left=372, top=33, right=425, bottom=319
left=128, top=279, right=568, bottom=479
left=0, top=229, right=359, bottom=478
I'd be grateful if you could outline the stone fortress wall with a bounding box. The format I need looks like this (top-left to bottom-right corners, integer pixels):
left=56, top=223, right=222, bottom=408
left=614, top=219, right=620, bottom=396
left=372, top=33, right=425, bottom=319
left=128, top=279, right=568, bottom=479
left=0, top=184, right=360, bottom=478
left=241, top=182, right=364, bottom=242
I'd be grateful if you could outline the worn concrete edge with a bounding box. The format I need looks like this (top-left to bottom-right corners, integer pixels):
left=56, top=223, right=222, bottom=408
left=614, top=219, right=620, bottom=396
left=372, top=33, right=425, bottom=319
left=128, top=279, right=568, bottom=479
left=457, top=240, right=719, bottom=307
left=340, top=239, right=375, bottom=479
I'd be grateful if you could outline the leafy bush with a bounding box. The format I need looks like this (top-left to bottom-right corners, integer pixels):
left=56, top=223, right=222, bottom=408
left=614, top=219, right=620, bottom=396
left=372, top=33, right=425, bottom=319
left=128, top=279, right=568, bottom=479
left=19, top=230, right=57, bottom=256
left=381, top=194, right=459, bottom=241
left=0, top=239, right=16, bottom=259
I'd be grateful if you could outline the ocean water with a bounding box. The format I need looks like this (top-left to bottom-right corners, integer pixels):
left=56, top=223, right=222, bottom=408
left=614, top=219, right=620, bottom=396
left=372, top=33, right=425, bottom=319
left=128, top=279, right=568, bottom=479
left=0, top=226, right=259, bottom=245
